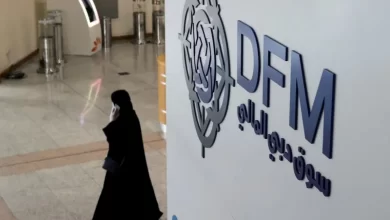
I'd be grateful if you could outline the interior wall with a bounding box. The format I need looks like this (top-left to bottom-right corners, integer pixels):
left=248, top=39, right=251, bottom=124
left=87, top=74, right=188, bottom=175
left=110, top=0, right=154, bottom=36
left=0, top=0, right=38, bottom=72
left=166, top=0, right=390, bottom=220
left=35, top=0, right=47, bottom=41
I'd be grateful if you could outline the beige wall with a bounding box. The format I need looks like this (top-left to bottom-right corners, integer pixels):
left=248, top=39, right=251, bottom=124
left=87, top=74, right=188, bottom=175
left=0, top=0, right=38, bottom=72
left=35, top=0, right=47, bottom=39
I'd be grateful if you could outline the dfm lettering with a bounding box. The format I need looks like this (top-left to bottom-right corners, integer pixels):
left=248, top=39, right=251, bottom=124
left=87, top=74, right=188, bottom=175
left=237, top=21, right=336, bottom=159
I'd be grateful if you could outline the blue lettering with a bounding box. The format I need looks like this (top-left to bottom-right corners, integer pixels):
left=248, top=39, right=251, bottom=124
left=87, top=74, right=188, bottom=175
left=234, top=23, right=335, bottom=196
left=262, top=35, right=288, bottom=107
left=237, top=21, right=261, bottom=93
left=289, top=51, right=336, bottom=159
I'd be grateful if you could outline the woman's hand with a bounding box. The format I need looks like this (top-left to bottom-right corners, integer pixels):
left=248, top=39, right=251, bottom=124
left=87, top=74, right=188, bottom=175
left=109, top=104, right=120, bottom=121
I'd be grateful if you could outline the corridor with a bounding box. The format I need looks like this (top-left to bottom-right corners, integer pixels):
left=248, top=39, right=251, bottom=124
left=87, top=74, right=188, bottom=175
left=0, top=43, right=167, bottom=220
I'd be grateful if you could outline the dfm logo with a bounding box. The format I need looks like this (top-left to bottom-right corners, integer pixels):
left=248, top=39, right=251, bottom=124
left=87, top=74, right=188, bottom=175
left=237, top=20, right=336, bottom=159
left=180, top=0, right=234, bottom=158
left=180, top=0, right=336, bottom=160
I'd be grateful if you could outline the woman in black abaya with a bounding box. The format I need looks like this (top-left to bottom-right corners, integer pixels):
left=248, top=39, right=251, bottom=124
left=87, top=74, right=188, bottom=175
left=93, top=90, right=163, bottom=219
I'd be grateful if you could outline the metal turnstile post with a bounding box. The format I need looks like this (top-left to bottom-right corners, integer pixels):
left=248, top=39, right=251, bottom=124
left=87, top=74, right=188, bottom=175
left=152, top=0, right=165, bottom=44
left=153, top=12, right=165, bottom=44
left=47, top=10, right=65, bottom=65
left=37, top=18, right=57, bottom=75
left=102, top=16, right=112, bottom=49
left=133, top=12, right=146, bottom=44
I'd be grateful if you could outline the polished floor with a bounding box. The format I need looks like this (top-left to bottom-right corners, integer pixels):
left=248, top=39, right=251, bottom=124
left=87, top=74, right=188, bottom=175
left=0, top=42, right=167, bottom=219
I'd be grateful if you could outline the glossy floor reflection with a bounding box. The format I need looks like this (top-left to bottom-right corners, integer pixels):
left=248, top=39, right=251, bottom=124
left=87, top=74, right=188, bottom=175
left=0, top=42, right=167, bottom=219
left=0, top=42, right=164, bottom=157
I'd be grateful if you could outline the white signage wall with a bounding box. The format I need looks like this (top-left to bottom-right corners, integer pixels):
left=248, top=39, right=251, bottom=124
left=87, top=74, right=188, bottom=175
left=166, top=0, right=390, bottom=219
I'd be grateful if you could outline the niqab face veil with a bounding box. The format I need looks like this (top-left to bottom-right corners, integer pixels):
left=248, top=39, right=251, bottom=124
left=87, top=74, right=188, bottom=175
left=111, top=90, right=134, bottom=118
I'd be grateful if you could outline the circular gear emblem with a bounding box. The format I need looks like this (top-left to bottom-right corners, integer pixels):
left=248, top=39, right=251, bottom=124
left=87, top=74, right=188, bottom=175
left=179, top=0, right=234, bottom=158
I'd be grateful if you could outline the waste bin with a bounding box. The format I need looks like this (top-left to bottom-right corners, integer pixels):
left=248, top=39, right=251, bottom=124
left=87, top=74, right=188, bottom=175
left=37, top=18, right=56, bottom=75
left=102, top=16, right=112, bottom=49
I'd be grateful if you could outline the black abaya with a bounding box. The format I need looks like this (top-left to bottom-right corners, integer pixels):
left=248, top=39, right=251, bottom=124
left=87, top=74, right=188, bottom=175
left=93, top=90, right=163, bottom=220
